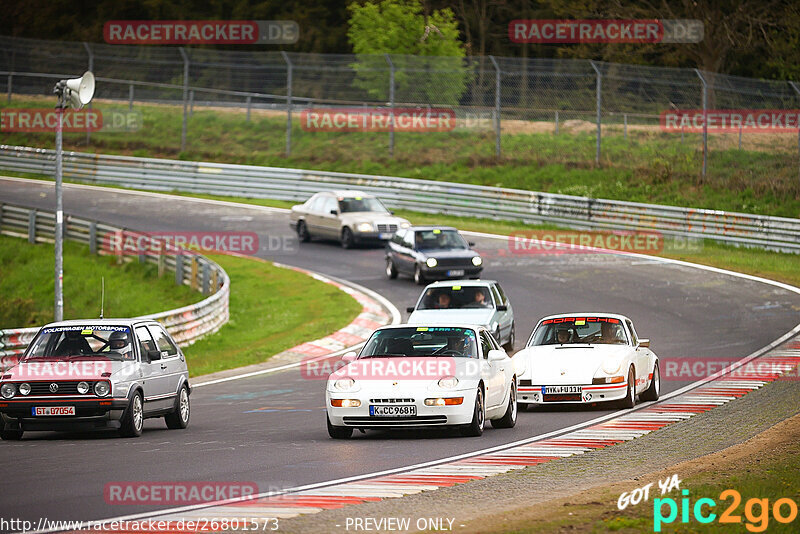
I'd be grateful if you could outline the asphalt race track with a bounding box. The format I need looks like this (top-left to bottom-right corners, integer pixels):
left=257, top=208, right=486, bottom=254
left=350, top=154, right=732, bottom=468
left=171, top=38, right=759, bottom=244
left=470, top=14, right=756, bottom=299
left=2, top=176, right=799, bottom=525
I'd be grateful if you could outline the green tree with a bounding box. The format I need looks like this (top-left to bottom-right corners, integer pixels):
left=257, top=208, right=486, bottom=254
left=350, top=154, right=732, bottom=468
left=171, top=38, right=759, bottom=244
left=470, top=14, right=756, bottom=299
left=346, top=0, right=469, bottom=105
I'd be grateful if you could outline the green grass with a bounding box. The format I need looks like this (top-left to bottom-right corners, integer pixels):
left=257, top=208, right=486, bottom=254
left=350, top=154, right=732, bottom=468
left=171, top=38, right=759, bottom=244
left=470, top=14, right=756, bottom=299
left=0, top=234, right=200, bottom=328
left=182, top=255, right=362, bottom=377
left=2, top=96, right=798, bottom=218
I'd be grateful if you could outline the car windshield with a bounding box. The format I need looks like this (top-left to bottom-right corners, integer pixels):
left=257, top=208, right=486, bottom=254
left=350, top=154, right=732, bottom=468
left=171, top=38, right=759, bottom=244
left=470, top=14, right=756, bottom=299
left=529, top=317, right=628, bottom=346
left=338, top=196, right=388, bottom=213
left=361, top=327, right=478, bottom=358
left=417, top=286, right=492, bottom=310
left=415, top=229, right=468, bottom=250
left=23, top=325, right=136, bottom=361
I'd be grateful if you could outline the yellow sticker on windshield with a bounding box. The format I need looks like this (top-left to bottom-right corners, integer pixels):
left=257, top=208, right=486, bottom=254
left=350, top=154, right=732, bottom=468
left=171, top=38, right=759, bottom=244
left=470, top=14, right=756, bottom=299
left=575, top=320, right=586, bottom=326
left=355, top=197, right=362, bottom=200
left=81, top=329, right=93, bottom=335
left=452, top=286, right=461, bottom=290
left=433, top=229, right=441, bottom=234
left=416, top=327, right=429, bottom=331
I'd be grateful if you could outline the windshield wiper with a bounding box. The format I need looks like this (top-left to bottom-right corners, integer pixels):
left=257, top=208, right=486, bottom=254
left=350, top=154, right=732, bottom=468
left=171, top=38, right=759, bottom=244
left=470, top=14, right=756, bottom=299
left=359, top=353, right=407, bottom=358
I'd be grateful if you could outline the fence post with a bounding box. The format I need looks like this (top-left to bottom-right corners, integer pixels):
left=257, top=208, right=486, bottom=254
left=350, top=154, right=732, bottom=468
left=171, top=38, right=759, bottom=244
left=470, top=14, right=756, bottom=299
left=83, top=42, right=94, bottom=146
left=694, top=69, right=708, bottom=180
left=624, top=113, right=628, bottom=140
left=0, top=203, right=3, bottom=233
left=790, top=81, right=800, bottom=182
left=202, top=262, right=210, bottom=295
left=589, top=61, right=602, bottom=165
left=6, top=73, right=11, bottom=103
left=246, top=95, right=252, bottom=122
left=175, top=253, right=184, bottom=286
left=281, top=51, right=293, bottom=157
left=489, top=55, right=501, bottom=158
left=386, top=54, right=395, bottom=157
left=179, top=47, right=189, bottom=153
left=28, top=210, right=36, bottom=243
left=129, top=84, right=134, bottom=110
left=189, top=90, right=194, bottom=117
left=555, top=110, right=559, bottom=135
left=190, top=256, right=198, bottom=290
left=89, top=221, right=97, bottom=254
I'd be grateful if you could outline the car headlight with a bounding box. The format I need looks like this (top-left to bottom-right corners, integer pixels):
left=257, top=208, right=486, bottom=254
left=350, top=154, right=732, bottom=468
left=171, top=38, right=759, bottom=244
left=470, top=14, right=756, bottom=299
left=437, top=376, right=459, bottom=389
left=77, top=381, right=90, bottom=394
left=400, top=222, right=411, bottom=229
left=356, top=222, right=373, bottom=233
left=334, top=377, right=356, bottom=391
left=426, top=258, right=438, bottom=268
left=1, top=383, right=16, bottom=399
left=94, top=381, right=110, bottom=397
left=601, top=359, right=623, bottom=375
left=18, top=383, right=31, bottom=396
left=472, top=256, right=483, bottom=266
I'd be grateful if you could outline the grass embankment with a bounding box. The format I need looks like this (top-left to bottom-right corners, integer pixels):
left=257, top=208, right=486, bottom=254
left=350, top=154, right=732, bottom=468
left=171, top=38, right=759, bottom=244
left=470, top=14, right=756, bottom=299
left=1, top=96, right=798, bottom=218
left=0, top=235, right=363, bottom=377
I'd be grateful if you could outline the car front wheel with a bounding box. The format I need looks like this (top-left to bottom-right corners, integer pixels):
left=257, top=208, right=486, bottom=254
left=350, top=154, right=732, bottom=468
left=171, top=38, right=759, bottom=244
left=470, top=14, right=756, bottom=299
left=491, top=382, right=517, bottom=429
left=461, top=388, right=485, bottom=437
left=617, top=367, right=636, bottom=409
left=341, top=227, right=355, bottom=249
left=119, top=391, right=144, bottom=437
left=165, top=385, right=190, bottom=429
left=0, top=426, right=23, bottom=440
left=414, top=265, right=426, bottom=285
left=640, top=362, right=660, bottom=401
left=386, top=258, right=398, bottom=279
left=503, top=323, right=515, bottom=352
left=297, top=220, right=310, bottom=242
left=327, top=415, right=353, bottom=439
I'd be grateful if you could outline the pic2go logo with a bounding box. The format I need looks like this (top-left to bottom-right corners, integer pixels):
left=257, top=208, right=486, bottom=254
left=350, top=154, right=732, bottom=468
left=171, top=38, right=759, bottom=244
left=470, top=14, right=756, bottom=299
left=654, top=489, right=799, bottom=532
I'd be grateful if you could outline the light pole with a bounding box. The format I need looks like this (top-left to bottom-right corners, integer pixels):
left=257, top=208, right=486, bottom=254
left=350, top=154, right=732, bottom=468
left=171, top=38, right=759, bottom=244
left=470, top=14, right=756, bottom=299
left=52, top=71, right=95, bottom=321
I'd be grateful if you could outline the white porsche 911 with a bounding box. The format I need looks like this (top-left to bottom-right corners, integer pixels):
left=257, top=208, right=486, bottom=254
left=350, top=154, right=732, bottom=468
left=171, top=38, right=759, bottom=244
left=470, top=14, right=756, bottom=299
left=326, top=325, right=517, bottom=439
left=512, top=313, right=660, bottom=409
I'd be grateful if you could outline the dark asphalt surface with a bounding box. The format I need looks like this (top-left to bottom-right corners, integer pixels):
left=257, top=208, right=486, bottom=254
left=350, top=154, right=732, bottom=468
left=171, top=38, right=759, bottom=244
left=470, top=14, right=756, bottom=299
left=1, top=177, right=799, bottom=526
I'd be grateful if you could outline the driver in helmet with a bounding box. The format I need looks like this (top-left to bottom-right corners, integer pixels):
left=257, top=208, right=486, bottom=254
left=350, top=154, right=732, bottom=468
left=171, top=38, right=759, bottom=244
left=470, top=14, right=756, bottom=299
left=556, top=328, right=571, bottom=344
left=597, top=322, right=625, bottom=344
left=107, top=331, right=134, bottom=360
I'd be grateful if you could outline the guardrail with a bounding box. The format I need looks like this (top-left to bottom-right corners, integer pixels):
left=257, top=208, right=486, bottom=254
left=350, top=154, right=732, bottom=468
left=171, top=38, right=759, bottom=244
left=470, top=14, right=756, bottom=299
left=1, top=145, right=799, bottom=253
left=0, top=202, right=230, bottom=367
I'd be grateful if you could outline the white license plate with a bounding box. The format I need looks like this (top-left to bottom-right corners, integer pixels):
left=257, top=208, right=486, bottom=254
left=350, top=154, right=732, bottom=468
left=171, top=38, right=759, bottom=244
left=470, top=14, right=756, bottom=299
left=543, top=386, right=582, bottom=394
left=447, top=270, right=465, bottom=277
left=32, top=406, right=76, bottom=416
left=370, top=405, right=417, bottom=417
left=379, top=233, right=393, bottom=240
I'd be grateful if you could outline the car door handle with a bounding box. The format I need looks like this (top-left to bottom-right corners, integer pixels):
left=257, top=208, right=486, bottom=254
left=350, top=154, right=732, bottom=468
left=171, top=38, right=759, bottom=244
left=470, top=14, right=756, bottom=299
left=160, top=364, right=167, bottom=370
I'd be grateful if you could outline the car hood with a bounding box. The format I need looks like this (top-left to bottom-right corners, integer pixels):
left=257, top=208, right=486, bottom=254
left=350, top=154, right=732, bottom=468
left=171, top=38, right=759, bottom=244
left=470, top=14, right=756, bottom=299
left=339, top=212, right=409, bottom=225
left=418, top=249, right=479, bottom=259
left=329, top=356, right=484, bottom=386
left=4, top=358, right=137, bottom=381
left=407, top=309, right=495, bottom=327
left=513, top=344, right=631, bottom=384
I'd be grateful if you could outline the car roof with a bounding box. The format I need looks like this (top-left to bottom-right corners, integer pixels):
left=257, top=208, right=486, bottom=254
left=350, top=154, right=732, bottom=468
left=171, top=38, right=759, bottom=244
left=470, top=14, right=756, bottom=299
left=39, top=318, right=157, bottom=329
left=406, top=225, right=459, bottom=232
left=423, top=279, right=496, bottom=288
left=322, top=190, right=374, bottom=198
left=537, top=312, right=633, bottom=323
left=375, top=323, right=485, bottom=332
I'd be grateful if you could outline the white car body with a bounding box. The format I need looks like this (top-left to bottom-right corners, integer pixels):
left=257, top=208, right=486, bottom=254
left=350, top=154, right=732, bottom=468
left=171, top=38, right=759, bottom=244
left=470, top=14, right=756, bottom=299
left=325, top=324, right=517, bottom=438
left=512, top=313, right=660, bottom=408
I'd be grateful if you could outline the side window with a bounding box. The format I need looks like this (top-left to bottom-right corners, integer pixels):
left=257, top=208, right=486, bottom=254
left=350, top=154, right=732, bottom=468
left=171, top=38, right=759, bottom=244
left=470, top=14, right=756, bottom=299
left=479, top=332, right=493, bottom=359
left=494, top=283, right=508, bottom=305
left=625, top=320, right=638, bottom=346
left=392, top=229, right=406, bottom=245
left=402, top=231, right=414, bottom=248
left=321, top=196, right=337, bottom=214
left=308, top=195, right=325, bottom=212
left=489, top=285, right=502, bottom=307
left=148, top=325, right=178, bottom=357
left=135, top=326, right=156, bottom=360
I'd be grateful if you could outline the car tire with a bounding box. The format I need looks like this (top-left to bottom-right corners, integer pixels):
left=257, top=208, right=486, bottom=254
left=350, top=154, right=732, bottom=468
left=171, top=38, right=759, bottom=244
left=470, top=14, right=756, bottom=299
left=385, top=258, right=398, bottom=279
left=617, top=367, right=636, bottom=409
left=0, top=426, right=23, bottom=440
left=165, top=385, right=190, bottom=429
left=297, top=220, right=310, bottom=242
left=119, top=390, right=144, bottom=438
left=491, top=382, right=517, bottom=429
left=341, top=227, right=355, bottom=249
left=639, top=361, right=660, bottom=402
left=460, top=387, right=485, bottom=437
left=414, top=265, right=426, bottom=285
left=503, top=323, right=515, bottom=352
left=327, top=415, right=353, bottom=439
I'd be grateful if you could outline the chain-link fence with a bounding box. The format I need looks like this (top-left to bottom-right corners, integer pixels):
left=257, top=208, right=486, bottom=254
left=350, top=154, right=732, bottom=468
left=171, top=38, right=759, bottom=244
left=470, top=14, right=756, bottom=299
left=2, top=35, right=800, bottom=181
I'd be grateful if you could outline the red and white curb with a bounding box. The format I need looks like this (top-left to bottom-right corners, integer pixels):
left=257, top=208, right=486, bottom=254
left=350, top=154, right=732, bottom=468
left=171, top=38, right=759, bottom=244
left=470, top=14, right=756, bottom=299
left=119, top=338, right=800, bottom=527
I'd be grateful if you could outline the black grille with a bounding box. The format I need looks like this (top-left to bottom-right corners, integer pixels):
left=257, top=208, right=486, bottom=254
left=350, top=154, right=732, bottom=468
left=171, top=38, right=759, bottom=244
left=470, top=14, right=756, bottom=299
left=343, top=415, right=447, bottom=426
left=24, top=381, right=95, bottom=396
left=434, top=258, right=471, bottom=268
left=369, top=398, right=414, bottom=403
left=377, top=224, right=398, bottom=233
left=519, top=379, right=533, bottom=386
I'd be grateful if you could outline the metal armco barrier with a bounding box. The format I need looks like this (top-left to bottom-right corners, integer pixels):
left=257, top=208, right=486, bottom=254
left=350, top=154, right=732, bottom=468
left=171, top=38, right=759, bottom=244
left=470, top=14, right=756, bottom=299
left=2, top=145, right=798, bottom=252
left=0, top=202, right=230, bottom=368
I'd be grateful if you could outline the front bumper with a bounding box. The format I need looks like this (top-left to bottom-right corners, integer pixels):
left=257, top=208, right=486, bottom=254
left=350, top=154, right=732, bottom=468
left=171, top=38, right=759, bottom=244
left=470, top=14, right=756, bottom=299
left=326, top=389, right=476, bottom=428
left=517, top=381, right=628, bottom=405
left=0, top=397, right=129, bottom=431
left=421, top=265, right=483, bottom=280
left=353, top=231, right=395, bottom=244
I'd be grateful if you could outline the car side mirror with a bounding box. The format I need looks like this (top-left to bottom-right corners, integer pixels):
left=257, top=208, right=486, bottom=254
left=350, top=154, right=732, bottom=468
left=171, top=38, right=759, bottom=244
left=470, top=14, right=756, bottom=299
left=496, top=305, right=508, bottom=311
left=330, top=209, right=338, bottom=215
left=147, top=349, right=162, bottom=361
left=639, top=339, right=650, bottom=348
left=487, top=349, right=506, bottom=362
left=341, top=351, right=357, bottom=362
left=468, top=241, right=476, bottom=247
left=406, top=306, right=415, bottom=313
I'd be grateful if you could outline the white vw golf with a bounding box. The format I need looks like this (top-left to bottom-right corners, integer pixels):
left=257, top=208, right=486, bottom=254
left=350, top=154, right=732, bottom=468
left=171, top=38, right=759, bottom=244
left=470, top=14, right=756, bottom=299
left=326, top=325, right=517, bottom=439
left=512, top=313, right=660, bottom=409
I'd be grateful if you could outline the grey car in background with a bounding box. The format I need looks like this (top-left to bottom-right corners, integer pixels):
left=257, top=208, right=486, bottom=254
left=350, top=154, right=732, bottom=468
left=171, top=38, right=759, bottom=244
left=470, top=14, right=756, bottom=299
left=0, top=319, right=191, bottom=440
left=406, top=280, right=516, bottom=351
left=290, top=190, right=410, bottom=248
